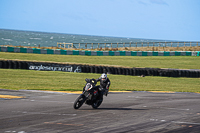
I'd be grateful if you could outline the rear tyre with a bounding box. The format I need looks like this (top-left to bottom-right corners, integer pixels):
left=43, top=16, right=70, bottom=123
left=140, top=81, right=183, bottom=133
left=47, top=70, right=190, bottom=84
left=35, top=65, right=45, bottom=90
left=73, top=95, right=86, bottom=109
left=92, top=98, right=103, bottom=109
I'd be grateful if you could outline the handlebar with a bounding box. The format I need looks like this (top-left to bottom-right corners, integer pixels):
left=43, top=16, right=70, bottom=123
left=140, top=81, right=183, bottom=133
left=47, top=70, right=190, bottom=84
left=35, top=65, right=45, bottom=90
left=85, top=78, right=97, bottom=85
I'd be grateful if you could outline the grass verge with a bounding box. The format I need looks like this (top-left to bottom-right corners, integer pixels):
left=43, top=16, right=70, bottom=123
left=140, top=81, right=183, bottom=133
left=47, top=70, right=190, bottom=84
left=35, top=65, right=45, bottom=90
left=0, top=52, right=200, bottom=69
left=0, top=69, right=199, bottom=93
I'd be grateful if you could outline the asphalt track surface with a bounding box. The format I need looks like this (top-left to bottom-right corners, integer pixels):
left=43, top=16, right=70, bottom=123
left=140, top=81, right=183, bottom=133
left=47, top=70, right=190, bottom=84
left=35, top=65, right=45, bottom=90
left=1, top=89, right=200, bottom=133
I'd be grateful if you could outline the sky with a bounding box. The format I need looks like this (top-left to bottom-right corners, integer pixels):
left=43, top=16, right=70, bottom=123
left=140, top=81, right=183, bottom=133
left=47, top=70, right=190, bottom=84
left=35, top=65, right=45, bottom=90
left=0, top=0, right=200, bottom=41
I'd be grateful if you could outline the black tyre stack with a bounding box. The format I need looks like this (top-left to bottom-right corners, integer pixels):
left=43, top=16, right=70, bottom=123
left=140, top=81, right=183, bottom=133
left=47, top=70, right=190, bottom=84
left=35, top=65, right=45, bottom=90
left=0, top=60, right=200, bottom=78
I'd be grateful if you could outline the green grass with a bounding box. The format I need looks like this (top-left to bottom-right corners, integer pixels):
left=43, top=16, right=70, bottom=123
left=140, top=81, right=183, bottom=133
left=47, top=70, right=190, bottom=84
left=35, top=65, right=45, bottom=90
left=0, top=69, right=200, bottom=93
left=0, top=52, right=200, bottom=69
left=0, top=52, right=200, bottom=93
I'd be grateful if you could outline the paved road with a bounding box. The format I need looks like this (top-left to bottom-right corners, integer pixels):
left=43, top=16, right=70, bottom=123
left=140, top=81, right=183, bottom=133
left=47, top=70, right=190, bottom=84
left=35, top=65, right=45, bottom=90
left=0, top=89, right=200, bottom=133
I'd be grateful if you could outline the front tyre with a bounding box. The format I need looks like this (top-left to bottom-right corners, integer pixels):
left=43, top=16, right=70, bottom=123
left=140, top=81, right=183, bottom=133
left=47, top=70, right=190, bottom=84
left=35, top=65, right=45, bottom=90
left=73, top=95, right=86, bottom=109
left=92, top=98, right=103, bottom=109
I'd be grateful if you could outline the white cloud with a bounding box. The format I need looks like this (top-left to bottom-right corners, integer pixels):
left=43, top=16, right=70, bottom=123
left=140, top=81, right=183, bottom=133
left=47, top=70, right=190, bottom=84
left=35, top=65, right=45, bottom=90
left=149, top=0, right=168, bottom=6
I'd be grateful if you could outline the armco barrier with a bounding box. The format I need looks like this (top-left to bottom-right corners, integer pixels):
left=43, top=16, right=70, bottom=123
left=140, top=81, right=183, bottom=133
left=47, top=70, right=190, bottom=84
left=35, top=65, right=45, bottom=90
left=1, top=60, right=200, bottom=78
left=0, top=46, right=199, bottom=56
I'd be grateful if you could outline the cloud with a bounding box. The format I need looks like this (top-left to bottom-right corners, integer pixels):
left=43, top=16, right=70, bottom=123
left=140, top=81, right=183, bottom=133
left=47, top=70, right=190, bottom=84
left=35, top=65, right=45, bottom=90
left=138, top=1, right=148, bottom=5
left=149, top=0, right=168, bottom=6
left=137, top=0, right=168, bottom=6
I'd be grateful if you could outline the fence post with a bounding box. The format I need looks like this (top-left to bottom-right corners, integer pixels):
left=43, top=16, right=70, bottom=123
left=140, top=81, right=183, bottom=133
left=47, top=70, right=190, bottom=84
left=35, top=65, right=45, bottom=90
left=85, top=43, right=87, bottom=49
left=111, top=43, right=112, bottom=49
left=177, top=42, right=179, bottom=47
left=136, top=42, right=137, bottom=48
left=72, top=43, right=74, bottom=48
left=104, top=43, right=106, bottom=48
left=79, top=43, right=80, bottom=49
left=117, top=43, right=118, bottom=48
left=91, top=43, right=93, bottom=49
left=129, top=42, right=131, bottom=47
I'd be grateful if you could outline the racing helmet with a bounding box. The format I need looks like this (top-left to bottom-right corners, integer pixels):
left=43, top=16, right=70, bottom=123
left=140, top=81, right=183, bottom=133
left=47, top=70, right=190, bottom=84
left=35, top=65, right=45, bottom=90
left=101, top=73, right=107, bottom=80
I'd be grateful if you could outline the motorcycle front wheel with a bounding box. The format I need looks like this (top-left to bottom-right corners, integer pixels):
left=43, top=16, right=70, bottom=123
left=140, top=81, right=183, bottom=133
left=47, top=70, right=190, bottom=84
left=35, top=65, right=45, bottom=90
left=73, top=95, right=86, bottom=109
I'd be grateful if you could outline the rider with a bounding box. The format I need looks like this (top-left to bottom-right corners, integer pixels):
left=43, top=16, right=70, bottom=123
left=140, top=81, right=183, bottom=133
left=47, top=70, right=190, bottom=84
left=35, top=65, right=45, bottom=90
left=96, top=73, right=111, bottom=97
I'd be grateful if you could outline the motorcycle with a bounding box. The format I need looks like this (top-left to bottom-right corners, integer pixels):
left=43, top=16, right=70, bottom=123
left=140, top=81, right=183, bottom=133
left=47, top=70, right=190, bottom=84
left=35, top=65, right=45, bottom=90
left=73, top=78, right=103, bottom=109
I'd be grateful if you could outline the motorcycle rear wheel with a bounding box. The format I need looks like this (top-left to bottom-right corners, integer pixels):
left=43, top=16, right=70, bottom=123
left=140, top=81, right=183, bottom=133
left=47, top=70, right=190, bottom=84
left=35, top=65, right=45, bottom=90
left=74, top=95, right=85, bottom=109
left=92, top=98, right=103, bottom=109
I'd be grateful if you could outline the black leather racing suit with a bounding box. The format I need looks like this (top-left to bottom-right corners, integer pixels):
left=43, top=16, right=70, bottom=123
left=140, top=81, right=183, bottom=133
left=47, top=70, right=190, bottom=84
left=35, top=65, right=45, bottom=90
left=96, top=77, right=111, bottom=97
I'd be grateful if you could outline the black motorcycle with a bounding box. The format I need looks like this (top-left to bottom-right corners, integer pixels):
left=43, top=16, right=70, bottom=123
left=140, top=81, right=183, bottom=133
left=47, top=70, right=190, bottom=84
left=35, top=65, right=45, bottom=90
left=73, top=78, right=103, bottom=109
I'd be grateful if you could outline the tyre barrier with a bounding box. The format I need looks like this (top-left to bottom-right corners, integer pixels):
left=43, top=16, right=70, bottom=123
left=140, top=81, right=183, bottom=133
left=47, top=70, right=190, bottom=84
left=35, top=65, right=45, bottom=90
left=0, top=60, right=200, bottom=78
left=0, top=60, right=29, bottom=70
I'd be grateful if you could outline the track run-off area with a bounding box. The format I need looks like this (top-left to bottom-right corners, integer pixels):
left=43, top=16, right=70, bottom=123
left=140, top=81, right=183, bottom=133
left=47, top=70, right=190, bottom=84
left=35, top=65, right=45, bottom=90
left=1, top=89, right=200, bottom=133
